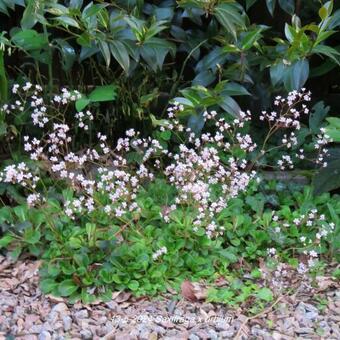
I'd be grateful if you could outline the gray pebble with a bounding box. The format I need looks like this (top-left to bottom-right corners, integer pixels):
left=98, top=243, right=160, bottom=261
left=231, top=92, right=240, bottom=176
left=80, top=329, right=92, bottom=339
left=188, top=334, right=200, bottom=340
left=38, top=331, right=52, bottom=340
left=75, top=309, right=89, bottom=319
left=62, top=315, right=72, bottom=331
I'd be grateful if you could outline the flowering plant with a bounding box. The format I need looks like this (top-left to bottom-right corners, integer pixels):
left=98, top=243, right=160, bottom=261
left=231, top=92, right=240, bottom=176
left=0, top=84, right=336, bottom=300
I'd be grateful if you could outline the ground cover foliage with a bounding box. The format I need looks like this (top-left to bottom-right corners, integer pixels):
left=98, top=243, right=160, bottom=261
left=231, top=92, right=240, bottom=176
left=0, top=0, right=339, bottom=307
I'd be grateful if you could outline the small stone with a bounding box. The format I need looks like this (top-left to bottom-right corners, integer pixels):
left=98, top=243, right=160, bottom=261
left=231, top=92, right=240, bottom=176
left=153, top=325, right=166, bottom=335
left=52, top=321, right=63, bottom=330
left=188, top=334, right=200, bottom=340
left=295, top=327, right=314, bottom=334
left=51, top=303, right=68, bottom=314
left=215, top=321, right=230, bottom=331
left=62, top=315, right=72, bottom=331
left=140, top=329, right=151, bottom=340
left=208, top=329, right=218, bottom=339
left=80, top=329, right=92, bottom=339
left=38, top=331, right=51, bottom=340
left=148, top=332, right=158, bottom=340
left=305, top=311, right=318, bottom=320
left=30, top=325, right=42, bottom=334
left=75, top=309, right=89, bottom=320
left=47, top=311, right=58, bottom=324
left=220, top=329, right=235, bottom=338
left=115, top=332, right=133, bottom=340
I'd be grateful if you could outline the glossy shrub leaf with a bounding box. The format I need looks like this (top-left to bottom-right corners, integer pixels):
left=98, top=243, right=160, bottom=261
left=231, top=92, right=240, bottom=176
left=55, top=16, right=80, bottom=29
left=284, top=59, right=309, bottom=91
left=192, top=71, right=215, bottom=87
left=99, top=41, right=111, bottom=68
left=109, top=40, right=130, bottom=72
left=312, top=45, right=340, bottom=66
left=188, top=113, right=205, bottom=135
left=55, top=39, right=76, bottom=71
left=270, top=62, right=285, bottom=86
left=266, top=0, right=276, bottom=16
left=246, top=0, right=258, bottom=10
left=214, top=4, right=245, bottom=40
left=221, top=82, right=250, bottom=96
left=12, top=29, right=47, bottom=50
left=46, top=4, right=69, bottom=16
left=241, top=28, right=264, bottom=50
left=219, top=96, right=241, bottom=118
left=82, top=3, right=108, bottom=19
left=20, top=0, right=39, bottom=29
left=278, top=0, right=295, bottom=15
left=89, top=85, right=117, bottom=102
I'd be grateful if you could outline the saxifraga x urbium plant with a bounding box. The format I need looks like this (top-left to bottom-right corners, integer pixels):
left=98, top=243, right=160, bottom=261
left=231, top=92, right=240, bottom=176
left=0, top=83, right=336, bottom=301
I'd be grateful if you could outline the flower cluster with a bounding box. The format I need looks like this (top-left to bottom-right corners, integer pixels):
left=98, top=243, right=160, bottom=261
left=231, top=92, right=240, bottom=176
left=0, top=85, right=333, bottom=242
left=257, top=88, right=330, bottom=169
left=0, top=163, right=38, bottom=189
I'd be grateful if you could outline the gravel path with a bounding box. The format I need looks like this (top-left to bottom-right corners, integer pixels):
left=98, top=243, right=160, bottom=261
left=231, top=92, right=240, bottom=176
left=0, top=255, right=339, bottom=340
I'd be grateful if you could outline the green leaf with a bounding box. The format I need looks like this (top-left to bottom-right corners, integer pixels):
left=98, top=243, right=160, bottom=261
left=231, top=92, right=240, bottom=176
left=221, top=82, right=250, bottom=96
left=214, top=4, right=245, bottom=40
left=241, top=28, right=264, bottom=50
left=58, top=279, right=79, bottom=296
left=270, top=62, right=285, bottom=87
left=75, top=96, right=90, bottom=111
left=13, top=205, right=28, bottom=222
left=128, top=280, right=140, bottom=291
left=0, top=234, right=14, bottom=248
left=40, top=279, right=58, bottom=293
left=313, top=159, right=340, bottom=194
left=284, top=59, right=309, bottom=91
left=46, top=4, right=69, bottom=16
left=109, top=40, right=130, bottom=72
left=160, top=130, right=171, bottom=141
left=327, top=117, right=340, bottom=129
left=309, top=101, right=329, bottom=134
left=278, top=0, right=295, bottom=15
left=219, top=249, right=238, bottom=263
left=266, top=0, right=276, bottom=16
left=99, top=41, right=111, bottom=68
left=47, top=263, right=60, bottom=277
left=256, top=287, right=273, bottom=302
left=55, top=16, right=80, bottom=29
left=0, top=122, right=7, bottom=136
left=24, top=228, right=41, bottom=244
left=312, top=45, right=340, bottom=66
left=55, top=39, right=76, bottom=71
left=319, top=5, right=329, bottom=20
left=21, top=0, right=38, bottom=29
left=89, top=85, right=117, bottom=102
left=245, top=0, right=258, bottom=10
left=82, top=3, right=108, bottom=19
left=219, top=96, right=241, bottom=118
left=12, top=29, right=47, bottom=50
